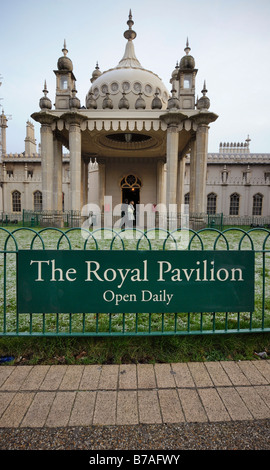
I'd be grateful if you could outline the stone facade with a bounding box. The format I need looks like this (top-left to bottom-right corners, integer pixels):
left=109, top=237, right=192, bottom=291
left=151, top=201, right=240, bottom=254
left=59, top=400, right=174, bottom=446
left=0, top=12, right=269, bottom=222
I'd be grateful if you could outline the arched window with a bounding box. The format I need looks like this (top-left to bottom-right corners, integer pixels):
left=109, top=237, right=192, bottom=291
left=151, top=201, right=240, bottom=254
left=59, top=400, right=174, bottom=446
left=120, top=174, right=142, bottom=189
left=33, top=191, right=42, bottom=211
left=207, top=193, right=217, bottom=215
left=252, top=193, right=263, bottom=216
left=229, top=193, right=240, bottom=216
left=12, top=190, right=21, bottom=213
left=184, top=193, right=190, bottom=205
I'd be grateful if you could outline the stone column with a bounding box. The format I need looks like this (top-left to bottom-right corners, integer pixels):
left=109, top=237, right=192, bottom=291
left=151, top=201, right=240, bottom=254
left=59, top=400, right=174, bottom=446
left=166, top=124, right=179, bottom=208
left=81, top=156, right=90, bottom=208
left=156, top=158, right=166, bottom=206
left=69, top=120, right=82, bottom=212
left=98, top=160, right=106, bottom=212
left=53, top=137, right=63, bottom=212
left=40, top=120, right=54, bottom=211
left=190, top=112, right=218, bottom=215
left=193, top=123, right=209, bottom=214
left=176, top=155, right=186, bottom=209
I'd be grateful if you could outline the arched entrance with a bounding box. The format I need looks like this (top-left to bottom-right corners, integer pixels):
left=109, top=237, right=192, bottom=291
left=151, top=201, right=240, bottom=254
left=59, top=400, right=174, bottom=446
left=120, top=174, right=141, bottom=206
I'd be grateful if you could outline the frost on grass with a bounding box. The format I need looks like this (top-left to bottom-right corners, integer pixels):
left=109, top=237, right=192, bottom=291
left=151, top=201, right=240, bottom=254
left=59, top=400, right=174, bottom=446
left=0, top=226, right=269, bottom=335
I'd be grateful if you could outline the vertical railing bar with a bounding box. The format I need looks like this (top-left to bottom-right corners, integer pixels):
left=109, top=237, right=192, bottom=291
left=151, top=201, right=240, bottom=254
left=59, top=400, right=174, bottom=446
left=225, top=312, right=228, bottom=332
left=43, top=313, right=46, bottom=334
left=187, top=312, right=190, bottom=332
left=174, top=313, right=177, bottom=333
left=3, top=252, right=7, bottom=334
left=82, top=313, right=86, bottom=334
left=96, top=313, right=99, bottom=334
left=161, top=313, right=164, bottom=332
left=29, top=313, right=33, bottom=334
left=135, top=313, right=138, bottom=333
left=237, top=312, right=240, bottom=331
left=212, top=312, right=216, bottom=332
left=56, top=313, right=59, bottom=334
left=149, top=313, right=152, bottom=334
left=200, top=313, right=203, bottom=332
left=122, top=313, right=125, bottom=333
left=109, top=313, right=112, bottom=333
left=69, top=313, right=72, bottom=334
left=262, top=250, right=266, bottom=329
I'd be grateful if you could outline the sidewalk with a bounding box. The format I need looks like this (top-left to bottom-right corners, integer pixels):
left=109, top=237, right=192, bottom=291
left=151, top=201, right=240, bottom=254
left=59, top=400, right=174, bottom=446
left=0, top=360, right=270, bottom=428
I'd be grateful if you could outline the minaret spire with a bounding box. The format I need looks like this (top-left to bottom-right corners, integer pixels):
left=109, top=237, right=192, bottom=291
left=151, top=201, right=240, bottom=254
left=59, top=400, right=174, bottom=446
left=124, top=9, right=137, bottom=41
left=118, top=10, right=142, bottom=68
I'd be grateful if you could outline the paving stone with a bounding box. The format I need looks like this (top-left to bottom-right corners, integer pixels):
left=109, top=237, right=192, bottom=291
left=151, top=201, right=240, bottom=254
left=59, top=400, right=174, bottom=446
left=20, top=365, right=50, bottom=390
left=0, top=391, right=15, bottom=419
left=79, top=365, right=102, bottom=390
left=237, top=361, right=268, bottom=385
left=116, top=390, right=138, bottom=425
left=137, top=364, right=156, bottom=389
left=39, top=365, right=68, bottom=390
left=0, top=367, right=15, bottom=388
left=1, top=366, right=33, bottom=391
left=138, top=390, right=162, bottom=424
left=21, top=392, right=56, bottom=427
left=93, top=391, right=117, bottom=425
left=255, top=385, right=270, bottom=408
left=45, top=392, right=76, bottom=427
left=253, top=360, right=270, bottom=382
left=177, top=388, right=208, bottom=423
left=98, top=365, right=119, bottom=390
left=236, top=386, right=270, bottom=419
left=0, top=392, right=34, bottom=428
left=119, top=364, right=137, bottom=390
left=69, top=391, right=96, bottom=426
left=171, top=363, right=195, bottom=388
left=205, top=362, right=232, bottom=386
left=220, top=361, right=251, bottom=386
left=188, top=362, right=213, bottom=388
left=217, top=387, right=253, bottom=421
left=59, top=365, right=84, bottom=390
left=154, top=364, right=176, bottom=388
left=158, top=389, right=185, bottom=423
left=198, top=388, right=231, bottom=422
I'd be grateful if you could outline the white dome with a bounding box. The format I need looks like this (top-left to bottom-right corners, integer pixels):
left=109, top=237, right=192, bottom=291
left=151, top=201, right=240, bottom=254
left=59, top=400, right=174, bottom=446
left=85, top=18, right=169, bottom=111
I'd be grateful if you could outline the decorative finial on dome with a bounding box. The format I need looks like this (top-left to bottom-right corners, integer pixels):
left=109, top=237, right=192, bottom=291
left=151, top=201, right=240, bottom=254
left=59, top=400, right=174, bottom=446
left=91, top=62, right=102, bottom=83
left=39, top=80, right=52, bottom=110
left=185, top=37, right=191, bottom=55
left=69, top=89, right=81, bottom=109
left=135, top=92, right=146, bottom=110
left=62, top=39, right=68, bottom=57
left=118, top=92, right=129, bottom=109
left=102, top=92, right=113, bottom=109
left=124, top=10, right=137, bottom=41
left=151, top=92, right=162, bottom=110
left=86, top=92, right=97, bottom=109
left=196, top=81, right=210, bottom=110
left=167, top=88, right=180, bottom=110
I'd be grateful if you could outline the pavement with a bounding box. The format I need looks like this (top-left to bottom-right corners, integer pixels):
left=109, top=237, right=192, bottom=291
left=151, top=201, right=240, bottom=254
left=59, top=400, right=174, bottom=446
left=0, top=360, right=270, bottom=428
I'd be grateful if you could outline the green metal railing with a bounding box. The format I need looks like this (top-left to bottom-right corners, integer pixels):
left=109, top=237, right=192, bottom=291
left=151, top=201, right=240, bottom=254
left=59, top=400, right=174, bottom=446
left=0, top=226, right=269, bottom=337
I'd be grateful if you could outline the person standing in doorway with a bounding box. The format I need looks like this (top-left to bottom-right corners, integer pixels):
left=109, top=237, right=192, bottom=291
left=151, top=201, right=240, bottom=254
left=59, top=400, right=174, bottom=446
left=127, top=200, right=135, bottom=228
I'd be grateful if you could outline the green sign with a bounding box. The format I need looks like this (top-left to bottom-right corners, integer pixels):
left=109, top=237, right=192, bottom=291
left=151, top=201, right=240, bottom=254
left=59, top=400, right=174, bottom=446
left=17, top=250, right=254, bottom=314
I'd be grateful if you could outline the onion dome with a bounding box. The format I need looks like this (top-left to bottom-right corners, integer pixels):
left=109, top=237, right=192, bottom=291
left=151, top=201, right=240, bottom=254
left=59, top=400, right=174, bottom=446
left=167, top=88, right=180, bottom=110
left=118, top=92, right=129, bottom=109
left=91, top=62, right=102, bottom=83
left=179, top=38, right=195, bottom=70
left=85, top=11, right=169, bottom=110
left=39, top=81, right=52, bottom=109
left=69, top=89, right=81, bottom=109
left=151, top=92, right=162, bottom=109
left=86, top=92, right=97, bottom=109
left=196, top=81, right=210, bottom=110
left=171, top=61, right=179, bottom=80
left=135, top=92, right=146, bottom=109
left=102, top=92, right=113, bottom=109
left=57, top=40, right=73, bottom=72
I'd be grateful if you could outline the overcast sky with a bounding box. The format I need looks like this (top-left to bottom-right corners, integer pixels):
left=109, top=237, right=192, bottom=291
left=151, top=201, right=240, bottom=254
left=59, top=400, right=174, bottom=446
left=1, top=0, right=270, bottom=154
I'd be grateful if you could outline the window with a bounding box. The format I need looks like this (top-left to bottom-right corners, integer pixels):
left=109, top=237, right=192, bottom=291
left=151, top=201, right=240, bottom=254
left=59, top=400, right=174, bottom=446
left=28, top=170, right=33, bottom=178
left=6, top=170, right=13, bottom=177
left=60, top=76, right=68, bottom=90
left=252, top=193, right=263, bottom=216
left=12, top=190, right=21, bottom=212
left=34, top=191, right=42, bottom=211
left=184, top=77, right=191, bottom=89
left=207, top=193, right=217, bottom=215
left=184, top=193, right=190, bottom=205
left=229, top=193, right=240, bottom=215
